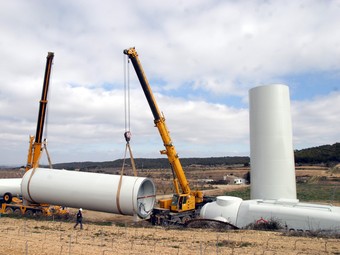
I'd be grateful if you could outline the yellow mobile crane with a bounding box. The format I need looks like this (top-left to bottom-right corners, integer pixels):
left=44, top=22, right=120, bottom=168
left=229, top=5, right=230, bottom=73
left=1, top=52, right=67, bottom=217
left=1, top=53, right=53, bottom=206
left=26, top=52, right=54, bottom=171
left=124, top=47, right=211, bottom=225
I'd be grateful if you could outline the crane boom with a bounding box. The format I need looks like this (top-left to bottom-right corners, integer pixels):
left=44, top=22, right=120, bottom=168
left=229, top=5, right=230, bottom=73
left=124, top=48, right=203, bottom=213
left=26, top=52, right=54, bottom=171
left=1, top=52, right=68, bottom=217
left=124, top=48, right=191, bottom=194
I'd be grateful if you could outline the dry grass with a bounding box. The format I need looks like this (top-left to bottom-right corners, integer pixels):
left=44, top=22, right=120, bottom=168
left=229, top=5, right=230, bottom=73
left=1, top=166, right=339, bottom=254
left=1, top=216, right=340, bottom=255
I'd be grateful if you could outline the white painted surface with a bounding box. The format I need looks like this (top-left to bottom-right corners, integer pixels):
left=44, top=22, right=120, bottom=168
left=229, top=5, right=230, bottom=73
left=21, top=168, right=156, bottom=218
left=249, top=84, right=296, bottom=200
left=0, top=178, right=22, bottom=197
left=201, top=85, right=340, bottom=232
left=237, top=199, right=340, bottom=231
left=200, top=196, right=242, bottom=224
left=201, top=196, right=340, bottom=231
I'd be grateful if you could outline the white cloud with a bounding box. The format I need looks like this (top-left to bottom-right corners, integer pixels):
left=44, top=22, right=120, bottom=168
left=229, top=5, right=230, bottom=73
left=0, top=0, right=339, bottom=165
left=292, top=92, right=340, bottom=149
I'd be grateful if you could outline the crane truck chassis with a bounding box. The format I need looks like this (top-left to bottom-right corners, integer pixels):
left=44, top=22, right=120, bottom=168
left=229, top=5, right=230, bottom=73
left=150, top=200, right=214, bottom=226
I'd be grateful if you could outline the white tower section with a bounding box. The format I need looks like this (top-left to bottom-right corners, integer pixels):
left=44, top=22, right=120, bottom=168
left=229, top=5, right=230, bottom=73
left=21, top=168, right=156, bottom=218
left=249, top=84, right=296, bottom=200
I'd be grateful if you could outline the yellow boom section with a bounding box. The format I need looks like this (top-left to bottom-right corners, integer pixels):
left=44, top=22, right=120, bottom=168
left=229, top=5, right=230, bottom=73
left=124, top=47, right=191, bottom=196
left=25, top=52, right=54, bottom=171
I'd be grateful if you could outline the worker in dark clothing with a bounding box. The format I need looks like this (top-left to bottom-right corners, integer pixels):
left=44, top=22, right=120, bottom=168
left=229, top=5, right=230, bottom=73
left=74, top=208, right=83, bottom=229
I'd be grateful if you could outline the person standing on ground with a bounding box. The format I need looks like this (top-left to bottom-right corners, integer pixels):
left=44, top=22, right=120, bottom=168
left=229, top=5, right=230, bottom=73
left=74, top=208, right=83, bottom=229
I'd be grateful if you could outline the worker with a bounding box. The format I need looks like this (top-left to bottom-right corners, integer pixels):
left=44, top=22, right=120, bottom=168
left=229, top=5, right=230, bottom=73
left=74, top=208, right=83, bottom=229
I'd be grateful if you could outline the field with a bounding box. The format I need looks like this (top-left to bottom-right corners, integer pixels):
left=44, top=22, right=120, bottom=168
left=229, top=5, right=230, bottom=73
left=0, top=165, right=340, bottom=254
left=1, top=215, right=340, bottom=255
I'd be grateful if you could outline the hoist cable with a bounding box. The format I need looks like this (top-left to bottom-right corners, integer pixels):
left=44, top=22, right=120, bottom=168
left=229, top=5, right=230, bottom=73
left=43, top=139, right=53, bottom=169
left=127, top=59, right=131, bottom=132
left=116, top=56, right=138, bottom=217
left=124, top=54, right=127, bottom=131
left=123, top=55, right=131, bottom=132
left=120, top=55, right=137, bottom=177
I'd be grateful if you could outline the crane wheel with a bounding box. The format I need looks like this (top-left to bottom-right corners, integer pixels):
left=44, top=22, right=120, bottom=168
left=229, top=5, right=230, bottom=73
left=13, top=208, right=21, bottom=215
left=3, top=192, right=13, bottom=203
left=161, top=219, right=169, bottom=227
left=25, top=210, right=33, bottom=217
left=172, top=217, right=181, bottom=225
left=5, top=207, right=13, bottom=214
left=35, top=211, right=43, bottom=218
left=181, top=216, right=191, bottom=223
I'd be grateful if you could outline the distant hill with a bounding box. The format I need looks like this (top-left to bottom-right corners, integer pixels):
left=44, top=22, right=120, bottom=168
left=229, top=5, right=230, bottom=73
left=294, top=143, right=340, bottom=165
left=2, top=143, right=339, bottom=170
left=52, top=156, right=250, bottom=171
left=52, top=143, right=340, bottom=171
left=54, top=143, right=339, bottom=171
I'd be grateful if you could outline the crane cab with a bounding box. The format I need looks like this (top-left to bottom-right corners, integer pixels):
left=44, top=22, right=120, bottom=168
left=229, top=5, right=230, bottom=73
left=158, top=194, right=196, bottom=212
left=170, top=194, right=195, bottom=212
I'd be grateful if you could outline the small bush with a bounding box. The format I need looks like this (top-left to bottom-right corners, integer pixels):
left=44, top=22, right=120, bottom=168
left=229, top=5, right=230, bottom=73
left=216, top=240, right=253, bottom=248
left=283, top=229, right=340, bottom=239
left=245, top=218, right=284, bottom=231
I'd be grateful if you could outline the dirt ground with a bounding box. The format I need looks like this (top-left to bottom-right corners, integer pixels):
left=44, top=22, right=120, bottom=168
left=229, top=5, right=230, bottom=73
left=0, top=166, right=339, bottom=254
left=1, top=216, right=339, bottom=255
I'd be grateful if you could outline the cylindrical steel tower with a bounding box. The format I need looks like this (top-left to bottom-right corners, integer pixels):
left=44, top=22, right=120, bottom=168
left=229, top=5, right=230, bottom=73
left=21, top=168, right=156, bottom=218
left=249, top=84, right=296, bottom=200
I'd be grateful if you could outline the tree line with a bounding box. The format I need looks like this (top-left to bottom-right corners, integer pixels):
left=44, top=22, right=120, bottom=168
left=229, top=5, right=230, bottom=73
left=52, top=156, right=250, bottom=171
left=5, top=143, right=337, bottom=171
left=294, top=142, right=340, bottom=165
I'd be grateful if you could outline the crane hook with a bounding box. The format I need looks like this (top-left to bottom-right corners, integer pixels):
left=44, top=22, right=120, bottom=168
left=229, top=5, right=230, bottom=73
left=124, top=131, right=131, bottom=143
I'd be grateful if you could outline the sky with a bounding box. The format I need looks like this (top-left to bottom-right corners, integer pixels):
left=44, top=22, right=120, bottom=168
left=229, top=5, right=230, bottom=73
left=1, top=0, right=340, bottom=166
